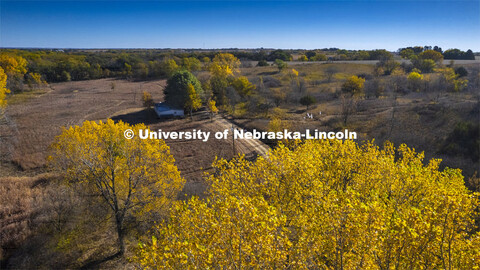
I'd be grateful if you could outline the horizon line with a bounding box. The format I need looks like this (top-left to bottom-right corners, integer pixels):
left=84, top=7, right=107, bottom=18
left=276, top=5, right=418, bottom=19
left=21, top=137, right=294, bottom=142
left=1, top=47, right=478, bottom=53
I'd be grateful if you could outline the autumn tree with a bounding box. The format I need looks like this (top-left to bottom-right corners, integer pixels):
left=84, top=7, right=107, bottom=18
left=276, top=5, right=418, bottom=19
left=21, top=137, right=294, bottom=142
left=142, top=91, right=154, bottom=108
left=342, top=75, right=365, bottom=96
left=207, top=99, right=218, bottom=121
left=49, top=120, right=184, bottom=255
left=419, top=49, right=444, bottom=63
left=209, top=53, right=241, bottom=78
left=25, top=73, right=46, bottom=89
left=184, top=83, right=202, bottom=120
left=0, top=54, right=28, bottom=92
left=298, top=55, right=308, bottom=62
left=436, top=67, right=469, bottom=92
left=375, top=58, right=400, bottom=75
left=135, top=140, right=480, bottom=269
left=181, top=57, right=201, bottom=72
left=400, top=48, right=415, bottom=59
left=407, top=71, right=424, bottom=91
left=232, top=76, right=256, bottom=98
left=208, top=53, right=241, bottom=105
left=0, top=54, right=27, bottom=75
left=162, top=59, right=179, bottom=77
left=311, top=53, right=327, bottom=61
left=0, top=67, right=9, bottom=110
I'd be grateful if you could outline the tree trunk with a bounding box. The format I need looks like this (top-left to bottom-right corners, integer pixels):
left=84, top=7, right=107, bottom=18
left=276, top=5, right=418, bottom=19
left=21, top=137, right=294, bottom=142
left=115, top=213, right=125, bottom=255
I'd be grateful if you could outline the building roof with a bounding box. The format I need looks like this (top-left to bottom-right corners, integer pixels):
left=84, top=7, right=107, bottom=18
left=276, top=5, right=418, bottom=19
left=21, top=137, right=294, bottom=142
left=154, top=102, right=183, bottom=112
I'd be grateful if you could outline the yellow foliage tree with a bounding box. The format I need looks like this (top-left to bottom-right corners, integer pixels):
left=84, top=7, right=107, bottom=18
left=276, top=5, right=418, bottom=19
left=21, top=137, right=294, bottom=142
left=232, top=76, right=256, bottom=98
left=142, top=91, right=154, bottom=108
left=207, top=99, right=218, bottom=121
left=209, top=53, right=241, bottom=77
left=407, top=71, right=424, bottom=91
left=342, top=75, right=365, bottom=96
left=26, top=72, right=47, bottom=89
left=436, top=67, right=469, bottom=92
left=0, top=54, right=27, bottom=75
left=181, top=57, right=201, bottom=72
left=135, top=140, right=480, bottom=269
left=298, top=55, right=308, bottom=62
left=185, top=83, right=202, bottom=120
left=49, top=119, right=184, bottom=255
left=0, top=67, right=9, bottom=109
left=163, top=59, right=179, bottom=77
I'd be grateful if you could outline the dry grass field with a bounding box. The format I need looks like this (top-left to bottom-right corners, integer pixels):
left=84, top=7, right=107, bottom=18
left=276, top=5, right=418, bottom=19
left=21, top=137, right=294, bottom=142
left=0, top=77, right=270, bottom=196
left=235, top=62, right=480, bottom=177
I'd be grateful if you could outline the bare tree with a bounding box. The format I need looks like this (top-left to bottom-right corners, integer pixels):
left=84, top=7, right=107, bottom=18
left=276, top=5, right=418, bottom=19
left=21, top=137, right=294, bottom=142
left=341, top=94, right=356, bottom=125
left=325, top=66, right=339, bottom=82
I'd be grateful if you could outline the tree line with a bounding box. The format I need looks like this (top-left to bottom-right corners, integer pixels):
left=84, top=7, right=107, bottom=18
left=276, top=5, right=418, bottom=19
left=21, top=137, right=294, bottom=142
left=399, top=46, right=475, bottom=60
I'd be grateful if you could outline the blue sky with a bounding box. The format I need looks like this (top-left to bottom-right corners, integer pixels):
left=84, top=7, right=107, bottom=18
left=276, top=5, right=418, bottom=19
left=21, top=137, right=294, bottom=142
left=1, top=0, right=479, bottom=51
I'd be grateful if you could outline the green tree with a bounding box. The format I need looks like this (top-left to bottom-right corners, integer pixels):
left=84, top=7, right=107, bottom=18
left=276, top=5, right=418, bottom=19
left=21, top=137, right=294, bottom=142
left=465, top=49, right=475, bottom=60
left=257, top=59, right=269, bottom=66
left=311, top=53, right=327, bottom=61
left=274, top=59, right=288, bottom=72
left=267, top=49, right=292, bottom=61
left=299, top=95, right=316, bottom=110
left=164, top=70, right=204, bottom=108
left=455, top=66, right=468, bottom=77
left=400, top=48, right=415, bottom=59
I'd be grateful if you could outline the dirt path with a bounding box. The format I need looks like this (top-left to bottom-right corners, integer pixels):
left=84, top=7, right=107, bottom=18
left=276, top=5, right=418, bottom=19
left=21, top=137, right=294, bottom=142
left=211, top=115, right=270, bottom=158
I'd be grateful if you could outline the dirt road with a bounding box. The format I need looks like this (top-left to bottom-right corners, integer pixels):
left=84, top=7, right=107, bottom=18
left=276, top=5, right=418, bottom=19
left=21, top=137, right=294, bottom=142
left=211, top=115, right=270, bottom=158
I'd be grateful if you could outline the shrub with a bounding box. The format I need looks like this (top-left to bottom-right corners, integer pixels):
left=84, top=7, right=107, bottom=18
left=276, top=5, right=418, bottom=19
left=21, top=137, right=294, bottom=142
left=341, top=75, right=365, bottom=96
left=256, top=59, right=269, bottom=67
left=142, top=91, right=154, bottom=108
left=455, top=66, right=468, bottom=77
left=299, top=95, right=316, bottom=110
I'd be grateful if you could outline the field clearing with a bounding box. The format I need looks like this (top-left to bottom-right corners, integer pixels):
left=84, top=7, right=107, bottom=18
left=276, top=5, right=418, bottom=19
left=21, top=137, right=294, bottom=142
left=234, top=62, right=480, bottom=177
left=1, top=78, right=165, bottom=172
left=0, top=78, right=270, bottom=196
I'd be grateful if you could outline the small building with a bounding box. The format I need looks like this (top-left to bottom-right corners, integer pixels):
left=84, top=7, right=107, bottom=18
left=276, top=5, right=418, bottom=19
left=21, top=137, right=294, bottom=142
left=154, top=102, right=184, bottom=118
